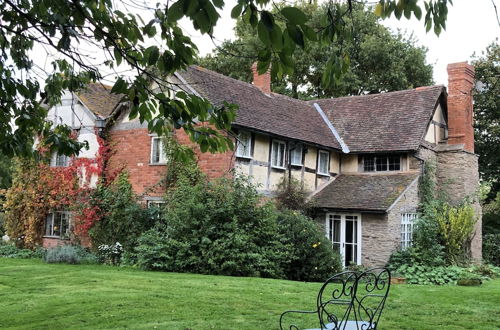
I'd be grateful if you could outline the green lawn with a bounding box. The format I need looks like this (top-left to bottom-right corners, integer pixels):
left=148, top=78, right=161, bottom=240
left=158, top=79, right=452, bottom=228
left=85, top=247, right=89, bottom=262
left=0, top=259, right=498, bottom=329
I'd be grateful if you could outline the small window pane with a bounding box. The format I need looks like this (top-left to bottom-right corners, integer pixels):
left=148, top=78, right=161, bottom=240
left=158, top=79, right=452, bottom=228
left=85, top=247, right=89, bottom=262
left=290, top=144, right=302, bottom=165
left=376, top=156, right=388, bottom=171
left=272, top=140, right=285, bottom=168
left=388, top=156, right=401, bottom=171
left=318, top=151, right=329, bottom=175
left=364, top=156, right=375, bottom=172
left=54, top=153, right=69, bottom=167
left=45, top=214, right=53, bottom=236
left=151, top=137, right=167, bottom=164
left=236, top=131, right=252, bottom=158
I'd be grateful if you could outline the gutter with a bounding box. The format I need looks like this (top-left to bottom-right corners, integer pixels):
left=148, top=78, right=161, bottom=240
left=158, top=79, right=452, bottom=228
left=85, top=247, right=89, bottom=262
left=313, top=103, right=350, bottom=153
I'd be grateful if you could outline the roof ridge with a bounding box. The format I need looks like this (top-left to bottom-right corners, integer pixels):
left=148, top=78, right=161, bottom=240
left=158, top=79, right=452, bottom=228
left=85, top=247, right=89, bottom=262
left=309, top=84, right=445, bottom=103
left=190, top=65, right=266, bottom=93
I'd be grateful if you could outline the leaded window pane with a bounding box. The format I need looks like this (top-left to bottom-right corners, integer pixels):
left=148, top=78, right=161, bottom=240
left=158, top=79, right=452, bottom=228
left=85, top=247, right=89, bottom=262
left=290, top=144, right=302, bottom=165
left=236, top=131, right=252, bottom=158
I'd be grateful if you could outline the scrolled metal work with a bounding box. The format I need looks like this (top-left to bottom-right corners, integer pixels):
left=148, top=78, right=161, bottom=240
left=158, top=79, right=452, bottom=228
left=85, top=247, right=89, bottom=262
left=278, top=268, right=391, bottom=330
left=352, top=268, right=391, bottom=330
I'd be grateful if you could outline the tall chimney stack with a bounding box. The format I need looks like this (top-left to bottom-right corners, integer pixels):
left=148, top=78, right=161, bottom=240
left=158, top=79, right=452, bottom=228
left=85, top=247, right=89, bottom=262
left=251, top=63, right=271, bottom=94
left=447, top=62, right=475, bottom=153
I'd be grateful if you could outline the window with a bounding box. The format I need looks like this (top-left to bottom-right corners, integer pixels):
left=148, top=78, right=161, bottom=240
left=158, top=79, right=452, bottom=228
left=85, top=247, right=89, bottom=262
left=236, top=130, right=252, bottom=158
left=401, top=213, right=417, bottom=249
left=290, top=144, right=303, bottom=166
left=271, top=140, right=286, bottom=169
left=318, top=150, right=330, bottom=175
left=151, top=137, right=167, bottom=164
left=51, top=153, right=70, bottom=167
left=147, top=200, right=166, bottom=219
left=363, top=154, right=401, bottom=172
left=44, top=211, right=71, bottom=239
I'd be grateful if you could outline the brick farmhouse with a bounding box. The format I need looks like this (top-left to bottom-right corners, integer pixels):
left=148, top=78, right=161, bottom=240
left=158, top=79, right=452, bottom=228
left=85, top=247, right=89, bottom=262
left=43, top=62, right=482, bottom=267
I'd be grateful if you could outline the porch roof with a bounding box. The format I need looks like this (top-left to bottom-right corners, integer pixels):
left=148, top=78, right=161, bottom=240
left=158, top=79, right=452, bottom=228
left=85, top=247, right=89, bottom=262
left=312, top=173, right=419, bottom=213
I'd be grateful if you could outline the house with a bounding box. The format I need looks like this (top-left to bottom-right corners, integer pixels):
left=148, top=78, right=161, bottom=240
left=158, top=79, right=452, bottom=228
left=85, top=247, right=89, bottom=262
left=42, top=62, right=482, bottom=268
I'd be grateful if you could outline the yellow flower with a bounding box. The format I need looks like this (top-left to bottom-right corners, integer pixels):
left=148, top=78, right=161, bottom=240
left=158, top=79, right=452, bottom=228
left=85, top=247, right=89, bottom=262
left=312, top=243, right=318, bottom=248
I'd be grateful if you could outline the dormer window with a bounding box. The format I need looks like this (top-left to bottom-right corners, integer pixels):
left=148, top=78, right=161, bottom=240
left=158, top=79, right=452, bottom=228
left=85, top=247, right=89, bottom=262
left=290, top=143, right=303, bottom=166
left=236, top=130, right=252, bottom=158
left=363, top=154, right=401, bottom=172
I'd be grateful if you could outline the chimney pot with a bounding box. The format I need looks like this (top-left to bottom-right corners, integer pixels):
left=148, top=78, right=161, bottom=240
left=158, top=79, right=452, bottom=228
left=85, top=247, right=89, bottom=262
left=446, top=62, right=475, bottom=153
left=251, top=63, right=271, bottom=94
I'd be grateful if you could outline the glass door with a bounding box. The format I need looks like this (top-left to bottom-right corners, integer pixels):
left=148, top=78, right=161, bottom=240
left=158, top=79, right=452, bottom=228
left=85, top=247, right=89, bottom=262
left=326, top=213, right=361, bottom=267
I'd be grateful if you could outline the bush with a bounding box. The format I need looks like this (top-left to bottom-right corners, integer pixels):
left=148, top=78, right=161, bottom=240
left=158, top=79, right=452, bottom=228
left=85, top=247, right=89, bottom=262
left=0, top=242, right=41, bottom=258
left=394, top=264, right=467, bottom=285
left=132, top=227, right=171, bottom=270
left=44, top=245, right=83, bottom=264
left=277, top=210, right=342, bottom=282
left=88, top=173, right=156, bottom=251
left=134, top=176, right=284, bottom=278
left=96, top=242, right=123, bottom=265
left=483, top=233, right=500, bottom=266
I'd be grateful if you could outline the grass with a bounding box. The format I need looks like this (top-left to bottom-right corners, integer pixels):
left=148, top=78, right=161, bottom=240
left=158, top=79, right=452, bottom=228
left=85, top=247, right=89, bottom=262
left=0, top=259, right=499, bottom=329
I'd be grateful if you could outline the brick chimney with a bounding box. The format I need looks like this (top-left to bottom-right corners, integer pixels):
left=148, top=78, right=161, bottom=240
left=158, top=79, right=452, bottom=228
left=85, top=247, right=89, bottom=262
left=447, top=62, right=475, bottom=153
left=251, top=63, right=271, bottom=94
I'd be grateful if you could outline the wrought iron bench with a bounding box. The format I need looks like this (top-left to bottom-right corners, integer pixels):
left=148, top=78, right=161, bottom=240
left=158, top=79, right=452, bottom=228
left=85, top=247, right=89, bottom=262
left=279, top=268, right=391, bottom=330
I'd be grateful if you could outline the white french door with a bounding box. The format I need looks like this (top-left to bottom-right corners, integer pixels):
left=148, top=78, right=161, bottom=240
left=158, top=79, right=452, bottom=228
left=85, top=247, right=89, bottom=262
left=326, top=213, right=362, bottom=267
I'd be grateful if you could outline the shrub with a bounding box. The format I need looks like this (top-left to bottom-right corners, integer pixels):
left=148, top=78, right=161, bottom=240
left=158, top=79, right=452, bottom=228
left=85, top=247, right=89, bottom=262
left=483, top=234, right=500, bottom=266
left=277, top=210, right=342, bottom=282
left=132, top=227, right=171, bottom=270
left=0, top=243, right=41, bottom=258
left=274, top=178, right=314, bottom=213
left=135, top=175, right=284, bottom=278
left=43, top=245, right=97, bottom=264
left=394, top=264, right=467, bottom=285
left=88, top=173, right=156, bottom=251
left=96, top=242, right=123, bottom=265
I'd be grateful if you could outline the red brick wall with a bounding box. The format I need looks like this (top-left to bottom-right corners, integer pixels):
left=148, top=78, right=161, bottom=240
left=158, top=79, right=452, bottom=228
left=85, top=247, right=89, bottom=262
left=251, top=63, right=271, bottom=94
left=107, top=127, right=235, bottom=196
left=447, top=62, right=475, bottom=153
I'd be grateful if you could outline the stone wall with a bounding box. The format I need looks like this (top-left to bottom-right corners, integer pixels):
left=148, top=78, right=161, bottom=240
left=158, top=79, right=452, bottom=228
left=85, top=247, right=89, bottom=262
left=361, top=177, right=420, bottom=267
left=436, top=146, right=482, bottom=260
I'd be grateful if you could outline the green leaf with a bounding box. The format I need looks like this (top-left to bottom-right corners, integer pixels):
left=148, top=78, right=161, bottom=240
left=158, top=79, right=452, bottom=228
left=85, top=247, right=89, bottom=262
left=414, top=6, right=422, bottom=20
left=111, top=78, right=128, bottom=94
left=147, top=46, right=160, bottom=66
left=286, top=24, right=304, bottom=49
left=269, top=25, right=283, bottom=50
left=374, top=3, right=383, bottom=17
left=212, top=0, right=224, bottom=9
left=260, top=11, right=274, bottom=31
left=257, top=21, right=271, bottom=46
left=114, top=49, right=122, bottom=66
left=168, top=0, right=185, bottom=22
left=231, top=4, right=243, bottom=19
left=301, top=25, right=316, bottom=41
left=281, top=7, right=308, bottom=25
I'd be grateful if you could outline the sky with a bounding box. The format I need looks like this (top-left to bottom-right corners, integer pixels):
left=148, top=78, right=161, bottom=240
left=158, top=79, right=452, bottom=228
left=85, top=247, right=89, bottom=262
left=179, top=0, right=500, bottom=86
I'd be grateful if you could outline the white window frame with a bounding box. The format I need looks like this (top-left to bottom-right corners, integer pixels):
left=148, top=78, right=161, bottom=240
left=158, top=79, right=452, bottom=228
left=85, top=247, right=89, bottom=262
left=401, top=213, right=418, bottom=249
left=317, top=150, right=330, bottom=176
left=44, top=211, right=71, bottom=239
left=271, top=139, right=286, bottom=169
left=290, top=143, right=303, bottom=166
left=51, top=152, right=70, bottom=167
left=150, top=137, right=167, bottom=164
left=363, top=154, right=402, bottom=172
left=325, top=213, right=362, bottom=267
left=235, top=130, right=252, bottom=159
left=147, top=200, right=166, bottom=208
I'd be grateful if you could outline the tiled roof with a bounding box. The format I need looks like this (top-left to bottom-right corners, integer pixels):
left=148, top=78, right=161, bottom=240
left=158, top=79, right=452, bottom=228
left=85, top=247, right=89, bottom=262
left=311, top=86, right=445, bottom=152
left=178, top=66, right=342, bottom=150
left=77, top=83, right=123, bottom=118
left=313, top=173, right=419, bottom=212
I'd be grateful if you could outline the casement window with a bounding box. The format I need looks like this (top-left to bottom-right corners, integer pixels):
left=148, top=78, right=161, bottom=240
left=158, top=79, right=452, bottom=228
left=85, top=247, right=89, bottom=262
left=363, top=154, right=401, bottom=172
left=271, top=140, right=286, bottom=169
left=51, top=153, right=70, bottom=167
left=44, top=211, right=71, bottom=239
left=290, top=144, right=303, bottom=166
left=236, top=130, right=252, bottom=158
left=401, top=213, right=418, bottom=249
left=317, top=150, right=330, bottom=175
left=150, top=137, right=167, bottom=164
left=147, top=200, right=166, bottom=219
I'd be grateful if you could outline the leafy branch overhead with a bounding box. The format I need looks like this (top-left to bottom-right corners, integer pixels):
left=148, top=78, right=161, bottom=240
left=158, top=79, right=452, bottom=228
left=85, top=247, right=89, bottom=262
left=0, top=0, right=451, bottom=157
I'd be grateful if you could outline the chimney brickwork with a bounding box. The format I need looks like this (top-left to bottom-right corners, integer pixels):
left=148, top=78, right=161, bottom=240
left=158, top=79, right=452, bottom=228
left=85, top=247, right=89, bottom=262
left=251, top=63, right=271, bottom=94
left=446, top=62, right=475, bottom=153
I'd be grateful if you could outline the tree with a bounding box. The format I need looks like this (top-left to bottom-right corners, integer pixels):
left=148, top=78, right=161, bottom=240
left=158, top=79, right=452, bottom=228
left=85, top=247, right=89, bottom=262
left=0, top=154, right=11, bottom=189
left=472, top=41, right=500, bottom=202
left=200, top=2, right=433, bottom=99
left=0, top=0, right=451, bottom=157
